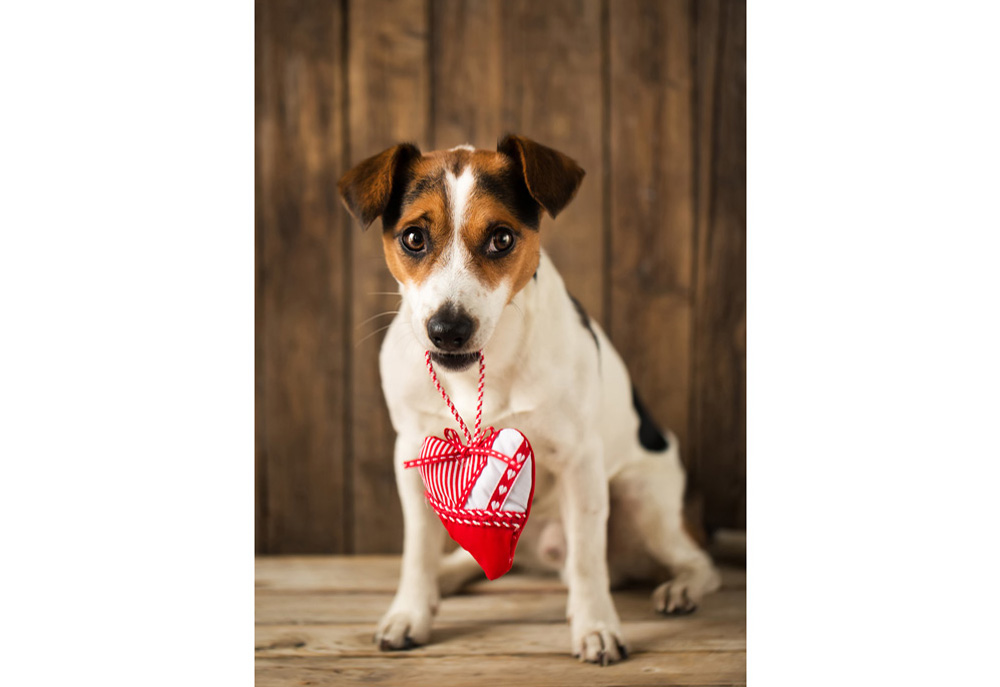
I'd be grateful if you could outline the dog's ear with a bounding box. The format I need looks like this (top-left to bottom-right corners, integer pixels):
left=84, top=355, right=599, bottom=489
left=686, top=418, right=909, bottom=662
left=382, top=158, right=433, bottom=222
left=338, top=143, right=421, bottom=229
left=497, top=134, right=585, bottom=219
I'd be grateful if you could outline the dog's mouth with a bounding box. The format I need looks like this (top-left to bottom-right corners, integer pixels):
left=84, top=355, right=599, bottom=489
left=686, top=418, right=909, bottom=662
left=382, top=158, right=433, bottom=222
left=429, top=351, right=481, bottom=371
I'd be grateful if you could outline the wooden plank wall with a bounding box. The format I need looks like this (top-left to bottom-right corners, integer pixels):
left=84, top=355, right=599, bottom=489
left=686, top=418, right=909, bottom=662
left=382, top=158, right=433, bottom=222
left=256, top=0, right=746, bottom=553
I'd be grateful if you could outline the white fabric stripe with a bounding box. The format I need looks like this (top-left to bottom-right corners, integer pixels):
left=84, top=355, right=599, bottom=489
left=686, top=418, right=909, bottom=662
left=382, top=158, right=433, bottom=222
left=494, top=436, right=529, bottom=510
left=414, top=430, right=530, bottom=511
left=465, top=429, right=530, bottom=512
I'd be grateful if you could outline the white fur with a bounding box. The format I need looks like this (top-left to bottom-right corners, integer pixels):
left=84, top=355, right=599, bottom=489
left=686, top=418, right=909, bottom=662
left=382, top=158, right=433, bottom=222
left=446, top=166, right=475, bottom=232
left=376, top=249, right=720, bottom=663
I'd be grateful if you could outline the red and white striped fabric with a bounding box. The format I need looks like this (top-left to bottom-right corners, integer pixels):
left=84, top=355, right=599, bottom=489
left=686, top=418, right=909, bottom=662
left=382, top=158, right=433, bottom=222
left=404, top=426, right=535, bottom=580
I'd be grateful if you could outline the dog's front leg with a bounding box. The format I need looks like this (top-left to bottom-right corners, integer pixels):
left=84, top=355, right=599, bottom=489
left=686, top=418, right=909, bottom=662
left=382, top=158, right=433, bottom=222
left=559, top=438, right=627, bottom=665
left=375, top=434, right=444, bottom=650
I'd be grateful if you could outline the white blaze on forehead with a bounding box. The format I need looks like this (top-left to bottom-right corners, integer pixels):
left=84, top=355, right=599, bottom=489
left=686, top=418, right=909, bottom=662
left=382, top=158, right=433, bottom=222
left=445, top=166, right=476, bottom=234
left=438, top=166, right=476, bottom=306
left=449, top=143, right=475, bottom=152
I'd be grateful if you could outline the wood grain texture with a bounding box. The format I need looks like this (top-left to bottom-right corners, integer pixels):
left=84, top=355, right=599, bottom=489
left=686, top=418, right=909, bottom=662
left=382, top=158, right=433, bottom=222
left=257, top=0, right=348, bottom=553
left=430, top=0, right=504, bottom=150
left=256, top=587, right=746, bottom=625
left=501, top=0, right=606, bottom=323
left=255, top=0, right=268, bottom=553
left=256, top=619, right=745, bottom=657
left=691, top=0, right=746, bottom=531
left=256, top=654, right=746, bottom=687
left=255, top=555, right=746, bottom=684
left=347, top=0, right=431, bottom=553
left=255, top=554, right=566, bottom=593
left=608, top=0, right=697, bottom=461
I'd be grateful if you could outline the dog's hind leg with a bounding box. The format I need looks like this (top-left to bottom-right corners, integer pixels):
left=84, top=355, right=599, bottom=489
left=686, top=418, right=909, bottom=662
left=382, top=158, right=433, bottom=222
left=611, top=443, right=721, bottom=615
left=438, top=546, right=484, bottom=596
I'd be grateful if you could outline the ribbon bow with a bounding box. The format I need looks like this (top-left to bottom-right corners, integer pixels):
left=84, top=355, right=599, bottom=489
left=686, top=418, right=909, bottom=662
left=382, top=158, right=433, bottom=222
left=403, top=426, right=528, bottom=509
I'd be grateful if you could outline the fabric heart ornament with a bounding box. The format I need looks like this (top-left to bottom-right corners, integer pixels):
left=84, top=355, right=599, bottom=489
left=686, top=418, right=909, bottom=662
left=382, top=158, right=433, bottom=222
left=403, top=351, right=535, bottom=580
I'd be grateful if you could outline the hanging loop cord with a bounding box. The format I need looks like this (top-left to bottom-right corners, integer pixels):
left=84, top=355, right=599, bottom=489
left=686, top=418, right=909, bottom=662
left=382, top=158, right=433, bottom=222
left=424, top=350, right=486, bottom=444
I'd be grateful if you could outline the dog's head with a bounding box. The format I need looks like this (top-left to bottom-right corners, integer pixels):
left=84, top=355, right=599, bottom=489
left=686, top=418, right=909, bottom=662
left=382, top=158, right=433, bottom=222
left=339, top=135, right=584, bottom=371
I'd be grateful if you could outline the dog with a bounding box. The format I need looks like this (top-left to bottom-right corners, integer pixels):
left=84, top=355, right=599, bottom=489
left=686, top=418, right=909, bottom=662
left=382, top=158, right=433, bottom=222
left=338, top=135, right=720, bottom=665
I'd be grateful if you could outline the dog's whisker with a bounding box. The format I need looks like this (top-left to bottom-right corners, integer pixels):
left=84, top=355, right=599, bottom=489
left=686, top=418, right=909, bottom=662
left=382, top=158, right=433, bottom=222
left=355, top=323, right=394, bottom=348
left=356, top=310, right=399, bottom=329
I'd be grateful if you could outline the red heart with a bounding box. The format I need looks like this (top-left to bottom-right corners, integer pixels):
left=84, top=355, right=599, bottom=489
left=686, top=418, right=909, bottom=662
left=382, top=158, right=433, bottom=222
left=404, top=427, right=535, bottom=580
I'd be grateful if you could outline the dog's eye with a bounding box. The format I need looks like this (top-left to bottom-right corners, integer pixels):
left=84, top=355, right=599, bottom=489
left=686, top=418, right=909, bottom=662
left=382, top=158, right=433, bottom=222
left=488, top=227, right=515, bottom=254
left=400, top=227, right=426, bottom=253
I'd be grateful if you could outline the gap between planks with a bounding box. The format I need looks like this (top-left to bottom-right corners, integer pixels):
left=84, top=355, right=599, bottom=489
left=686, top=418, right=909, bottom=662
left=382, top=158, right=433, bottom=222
left=255, top=554, right=745, bottom=592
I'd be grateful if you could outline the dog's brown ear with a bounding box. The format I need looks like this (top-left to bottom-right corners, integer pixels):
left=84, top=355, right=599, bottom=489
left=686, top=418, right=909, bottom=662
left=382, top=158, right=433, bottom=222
left=497, top=134, right=585, bottom=219
left=338, top=143, right=421, bottom=229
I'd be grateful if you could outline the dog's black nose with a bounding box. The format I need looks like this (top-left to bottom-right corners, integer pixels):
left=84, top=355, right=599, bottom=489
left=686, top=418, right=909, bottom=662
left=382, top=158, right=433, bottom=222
left=427, top=306, right=474, bottom=351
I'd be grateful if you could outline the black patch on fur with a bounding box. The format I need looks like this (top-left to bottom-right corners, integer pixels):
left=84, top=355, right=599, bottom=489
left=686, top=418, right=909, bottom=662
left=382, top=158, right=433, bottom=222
left=381, top=160, right=419, bottom=231
left=401, top=170, right=445, bottom=208
left=632, top=386, right=669, bottom=452
left=447, top=150, right=471, bottom=175
left=496, top=133, right=585, bottom=219
left=476, top=168, right=542, bottom=230
left=567, top=292, right=599, bottom=352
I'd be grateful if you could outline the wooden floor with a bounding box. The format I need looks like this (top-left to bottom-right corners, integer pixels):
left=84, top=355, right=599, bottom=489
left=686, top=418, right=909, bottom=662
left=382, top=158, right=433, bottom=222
left=256, top=556, right=746, bottom=686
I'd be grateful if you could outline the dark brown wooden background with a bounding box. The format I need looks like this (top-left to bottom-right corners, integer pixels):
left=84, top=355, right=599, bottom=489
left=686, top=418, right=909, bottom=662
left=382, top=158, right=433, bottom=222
left=256, top=0, right=745, bottom=554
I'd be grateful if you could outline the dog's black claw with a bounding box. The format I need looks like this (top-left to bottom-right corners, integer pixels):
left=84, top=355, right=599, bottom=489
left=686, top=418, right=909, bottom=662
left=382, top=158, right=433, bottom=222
left=617, top=641, right=629, bottom=660
left=378, top=635, right=419, bottom=652
left=598, top=650, right=608, bottom=667
left=659, top=589, right=698, bottom=616
left=660, top=603, right=698, bottom=616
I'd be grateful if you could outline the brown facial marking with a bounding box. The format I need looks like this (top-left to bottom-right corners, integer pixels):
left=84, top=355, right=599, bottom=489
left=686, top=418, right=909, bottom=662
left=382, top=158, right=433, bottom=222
left=464, top=152, right=541, bottom=299
left=460, top=192, right=540, bottom=300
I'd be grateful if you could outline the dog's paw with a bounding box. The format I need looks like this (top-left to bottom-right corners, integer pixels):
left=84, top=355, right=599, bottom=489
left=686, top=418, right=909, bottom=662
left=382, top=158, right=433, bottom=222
left=570, top=619, right=628, bottom=666
left=567, top=591, right=627, bottom=665
left=652, top=580, right=698, bottom=615
left=374, top=606, right=433, bottom=651
left=652, top=568, right=720, bottom=616
left=572, top=624, right=628, bottom=666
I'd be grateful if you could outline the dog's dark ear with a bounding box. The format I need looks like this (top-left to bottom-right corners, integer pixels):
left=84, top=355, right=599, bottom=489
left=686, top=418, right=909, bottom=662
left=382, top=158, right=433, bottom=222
left=338, top=143, right=421, bottom=229
left=497, top=134, right=585, bottom=219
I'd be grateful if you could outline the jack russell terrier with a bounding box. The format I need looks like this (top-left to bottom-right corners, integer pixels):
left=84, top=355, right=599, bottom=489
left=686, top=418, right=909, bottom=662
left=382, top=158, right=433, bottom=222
left=338, top=135, right=720, bottom=665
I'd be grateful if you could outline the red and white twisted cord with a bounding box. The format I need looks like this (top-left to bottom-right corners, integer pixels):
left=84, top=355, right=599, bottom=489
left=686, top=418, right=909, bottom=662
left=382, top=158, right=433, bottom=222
left=424, top=350, right=486, bottom=444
